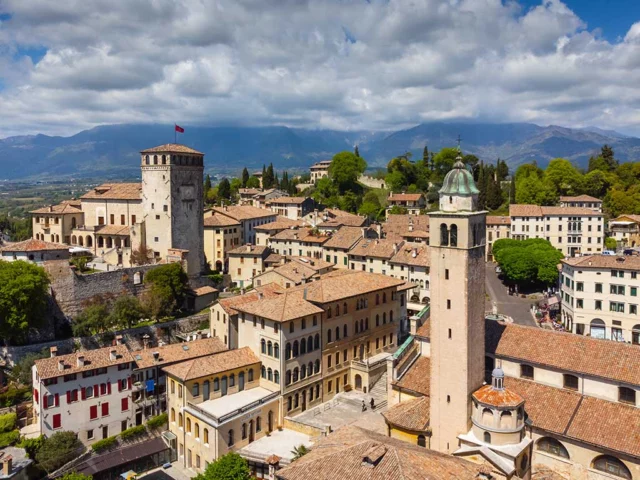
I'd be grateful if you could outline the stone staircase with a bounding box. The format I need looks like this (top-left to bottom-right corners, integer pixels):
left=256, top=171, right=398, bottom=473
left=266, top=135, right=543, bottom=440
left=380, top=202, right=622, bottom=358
left=369, top=372, right=388, bottom=410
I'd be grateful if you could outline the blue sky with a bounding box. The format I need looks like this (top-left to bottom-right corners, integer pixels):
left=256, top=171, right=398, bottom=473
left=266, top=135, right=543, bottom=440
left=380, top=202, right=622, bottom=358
left=0, top=0, right=640, bottom=137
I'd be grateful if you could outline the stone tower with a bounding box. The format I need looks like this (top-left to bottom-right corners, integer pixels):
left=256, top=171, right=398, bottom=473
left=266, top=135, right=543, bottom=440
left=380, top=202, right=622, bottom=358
left=140, top=144, right=205, bottom=277
left=428, top=152, right=486, bottom=453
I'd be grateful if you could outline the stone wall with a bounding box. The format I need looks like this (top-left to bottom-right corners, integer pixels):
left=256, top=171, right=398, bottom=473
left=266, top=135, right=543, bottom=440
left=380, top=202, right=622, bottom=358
left=43, top=260, right=160, bottom=318
left=358, top=175, right=387, bottom=190
left=0, top=313, right=209, bottom=367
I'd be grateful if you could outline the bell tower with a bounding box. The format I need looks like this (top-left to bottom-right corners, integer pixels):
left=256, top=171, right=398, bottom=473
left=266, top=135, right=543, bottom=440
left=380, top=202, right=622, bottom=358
left=428, top=151, right=486, bottom=453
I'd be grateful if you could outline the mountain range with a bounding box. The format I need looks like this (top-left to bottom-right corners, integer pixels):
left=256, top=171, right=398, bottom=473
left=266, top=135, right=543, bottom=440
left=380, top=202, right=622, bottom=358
left=1, top=122, right=639, bottom=180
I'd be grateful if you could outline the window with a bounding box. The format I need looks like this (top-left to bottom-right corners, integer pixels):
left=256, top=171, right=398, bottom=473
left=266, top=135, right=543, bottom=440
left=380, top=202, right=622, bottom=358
left=632, top=287, right=638, bottom=297
left=121, top=398, right=129, bottom=411
left=631, top=305, right=638, bottom=315
left=447, top=299, right=451, bottom=309
left=610, top=301, right=625, bottom=313
left=483, top=432, right=491, bottom=444
left=52, top=414, right=61, bottom=429
left=87, top=429, right=94, bottom=440
left=611, top=285, right=625, bottom=295
left=90, top=405, right=98, bottom=420
left=563, top=374, right=579, bottom=390
left=450, top=224, right=458, bottom=247
left=101, top=402, right=109, bottom=416
left=595, top=300, right=602, bottom=310
left=592, top=455, right=631, bottom=479
left=619, top=387, right=636, bottom=405
left=192, top=383, right=199, bottom=397
left=440, top=223, right=449, bottom=246
left=228, top=430, right=234, bottom=447
left=595, top=283, right=603, bottom=293
left=445, top=269, right=449, bottom=280
left=520, top=364, right=534, bottom=379
left=537, top=437, right=569, bottom=459
left=576, top=282, right=583, bottom=292
left=576, top=299, right=583, bottom=309
left=417, top=435, right=426, bottom=447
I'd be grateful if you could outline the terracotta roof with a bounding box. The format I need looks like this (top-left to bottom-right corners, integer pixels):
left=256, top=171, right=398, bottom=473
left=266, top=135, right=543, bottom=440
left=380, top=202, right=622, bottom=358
left=217, top=286, right=283, bottom=316
left=382, top=215, right=429, bottom=242
left=289, top=256, right=334, bottom=272
left=472, top=384, right=523, bottom=408
left=531, top=466, right=570, bottom=480
left=239, top=188, right=262, bottom=196
left=265, top=253, right=284, bottom=265
left=192, top=286, right=218, bottom=296
left=132, top=337, right=226, bottom=369
left=509, top=204, right=601, bottom=217
left=349, top=238, right=403, bottom=259
left=487, top=321, right=640, bottom=387
left=288, top=270, right=407, bottom=304
left=212, top=206, right=276, bottom=221
left=322, top=227, right=364, bottom=250
left=233, top=290, right=323, bottom=322
left=271, top=228, right=329, bottom=244
left=562, top=254, right=640, bottom=271
left=95, top=225, right=131, bottom=236
left=415, top=319, right=430, bottom=339
left=0, top=238, right=68, bottom=253
left=228, top=245, right=270, bottom=256
left=260, top=262, right=320, bottom=285
left=559, top=195, right=602, bottom=202
left=277, top=425, right=485, bottom=480
left=311, top=160, right=332, bottom=168
left=382, top=396, right=430, bottom=432
left=388, top=193, right=424, bottom=202
left=81, top=183, right=142, bottom=201
left=30, top=203, right=82, bottom=214
left=267, top=196, right=309, bottom=205
left=140, top=144, right=203, bottom=154
left=486, top=216, right=511, bottom=226
left=34, top=344, right=133, bottom=380
left=254, top=217, right=302, bottom=231
left=390, top=242, right=430, bottom=268
left=163, top=347, right=259, bottom=381
left=611, top=214, right=640, bottom=224
left=392, top=356, right=431, bottom=396
left=318, top=209, right=367, bottom=227
left=203, top=214, right=241, bottom=227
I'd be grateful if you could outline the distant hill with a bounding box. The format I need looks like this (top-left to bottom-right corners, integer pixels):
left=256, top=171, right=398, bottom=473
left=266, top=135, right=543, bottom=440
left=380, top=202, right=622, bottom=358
left=1, top=122, right=639, bottom=180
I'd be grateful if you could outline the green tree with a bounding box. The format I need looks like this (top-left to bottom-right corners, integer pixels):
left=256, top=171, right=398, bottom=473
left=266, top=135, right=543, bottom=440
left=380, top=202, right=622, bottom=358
left=230, top=178, right=242, bottom=197
left=388, top=205, right=408, bottom=215
left=204, top=174, right=212, bottom=198
left=193, top=452, right=251, bottom=480
left=493, top=238, right=564, bottom=287
left=36, top=431, right=84, bottom=473
left=109, top=296, right=144, bottom=329
left=329, top=151, right=367, bottom=194
left=217, top=178, right=231, bottom=201
left=604, top=186, right=640, bottom=217
left=73, top=302, right=113, bottom=337
left=496, top=159, right=509, bottom=181
left=422, top=145, right=428, bottom=164
left=385, top=170, right=407, bottom=193
left=354, top=145, right=360, bottom=157
left=60, top=473, right=93, bottom=480
left=605, top=237, right=618, bottom=250
left=311, top=177, right=339, bottom=206
left=515, top=175, right=557, bottom=206
left=0, top=260, right=50, bottom=344
left=509, top=179, right=516, bottom=204
left=431, top=147, right=460, bottom=181
left=486, top=177, right=503, bottom=210
left=339, top=191, right=361, bottom=213
left=544, top=158, right=583, bottom=196
left=245, top=176, right=261, bottom=189
left=144, top=263, right=189, bottom=317
left=17, top=435, right=45, bottom=459
left=477, top=163, right=486, bottom=210
left=10, top=348, right=49, bottom=386
left=241, top=168, right=249, bottom=188
left=263, top=163, right=275, bottom=189
left=291, top=444, right=310, bottom=460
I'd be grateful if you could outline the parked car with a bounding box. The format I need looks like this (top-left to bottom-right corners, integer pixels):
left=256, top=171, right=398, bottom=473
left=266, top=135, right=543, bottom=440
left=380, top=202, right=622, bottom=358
left=495, top=266, right=502, bottom=274
left=602, top=250, right=616, bottom=256
left=623, top=249, right=639, bottom=256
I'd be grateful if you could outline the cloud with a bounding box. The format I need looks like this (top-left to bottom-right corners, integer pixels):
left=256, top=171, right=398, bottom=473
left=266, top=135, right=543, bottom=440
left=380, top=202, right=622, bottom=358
left=0, top=0, right=640, bottom=137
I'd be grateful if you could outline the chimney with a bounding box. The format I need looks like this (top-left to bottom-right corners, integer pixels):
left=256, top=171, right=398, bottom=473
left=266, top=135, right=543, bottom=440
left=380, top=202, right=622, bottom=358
left=393, top=243, right=398, bottom=254
left=152, top=351, right=160, bottom=362
left=48, top=205, right=53, bottom=212
left=50, top=346, right=57, bottom=357
left=258, top=292, right=264, bottom=300
left=376, top=224, right=382, bottom=238
left=412, top=248, right=417, bottom=258
left=58, top=360, right=65, bottom=371
left=142, top=334, right=150, bottom=350
left=362, top=445, right=387, bottom=468
left=1, top=455, right=12, bottom=476
left=109, top=349, right=117, bottom=361
left=303, top=288, right=308, bottom=300
left=361, top=228, right=366, bottom=238
left=247, top=245, right=252, bottom=252
left=293, top=267, right=298, bottom=274
left=77, top=355, right=85, bottom=368
left=114, top=334, right=123, bottom=346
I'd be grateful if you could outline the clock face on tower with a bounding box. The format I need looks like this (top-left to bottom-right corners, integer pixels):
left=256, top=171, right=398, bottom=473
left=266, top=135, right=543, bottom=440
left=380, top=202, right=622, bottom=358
left=181, top=185, right=195, bottom=200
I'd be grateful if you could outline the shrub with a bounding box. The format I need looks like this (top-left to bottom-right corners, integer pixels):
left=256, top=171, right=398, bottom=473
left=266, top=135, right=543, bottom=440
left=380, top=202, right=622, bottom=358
left=0, top=387, right=31, bottom=407
left=91, top=436, right=117, bottom=452
left=119, top=425, right=146, bottom=441
left=146, top=413, right=168, bottom=430
left=36, top=431, right=84, bottom=473
left=0, top=412, right=17, bottom=432
left=18, top=435, right=45, bottom=459
left=0, top=430, right=19, bottom=448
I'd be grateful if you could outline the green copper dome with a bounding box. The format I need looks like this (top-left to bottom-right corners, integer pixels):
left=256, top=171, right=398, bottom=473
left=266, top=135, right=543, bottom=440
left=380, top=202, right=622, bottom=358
left=439, top=157, right=479, bottom=195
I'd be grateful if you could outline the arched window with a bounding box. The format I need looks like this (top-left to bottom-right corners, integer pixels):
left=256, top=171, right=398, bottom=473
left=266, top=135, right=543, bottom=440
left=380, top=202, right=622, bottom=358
left=230, top=373, right=235, bottom=387
left=261, top=366, right=266, bottom=378
left=336, top=304, right=340, bottom=316
left=179, top=413, right=183, bottom=427
left=440, top=223, right=449, bottom=246
left=389, top=311, right=393, bottom=323
left=228, top=429, right=234, bottom=446
left=242, top=423, right=247, bottom=440
left=261, top=339, right=266, bottom=354
left=274, top=370, right=280, bottom=384
left=382, top=293, right=386, bottom=303
left=335, top=326, right=340, bottom=340
left=343, top=325, right=347, bottom=337
left=153, top=155, right=158, bottom=165
left=355, top=321, right=359, bottom=334
left=314, top=334, right=320, bottom=350
left=365, top=318, right=369, bottom=329
left=592, top=456, right=631, bottom=479
left=286, top=370, right=292, bottom=385
left=301, top=339, right=307, bottom=355
left=308, top=361, right=313, bottom=376
left=286, top=343, right=292, bottom=359
left=314, top=359, right=320, bottom=373
left=248, top=369, right=254, bottom=382
left=287, top=396, right=292, bottom=411
left=293, top=340, right=299, bottom=357
left=417, top=435, right=426, bottom=447
left=293, top=367, right=299, bottom=382
left=301, top=364, right=307, bottom=379
left=500, top=410, right=513, bottom=429
left=195, top=422, right=200, bottom=438
left=204, top=428, right=209, bottom=444
left=327, top=329, right=332, bottom=343
left=327, top=306, right=332, bottom=319
left=383, top=312, right=386, bottom=324
left=376, top=294, right=380, bottom=305
left=563, top=374, right=579, bottom=390
left=267, top=368, right=273, bottom=381
left=267, top=341, right=273, bottom=356
left=214, top=378, right=220, bottom=391
left=171, top=408, right=175, bottom=422
left=274, top=343, right=280, bottom=358
left=186, top=418, right=191, bottom=433
left=192, top=382, right=199, bottom=397
left=145, top=155, right=149, bottom=165
left=484, top=432, right=491, bottom=444
left=343, top=302, right=347, bottom=313
left=537, top=437, right=570, bottom=459
left=482, top=408, right=493, bottom=424
left=450, top=224, right=458, bottom=247
left=376, top=314, right=380, bottom=327
left=294, top=393, right=299, bottom=408
left=307, top=336, right=313, bottom=352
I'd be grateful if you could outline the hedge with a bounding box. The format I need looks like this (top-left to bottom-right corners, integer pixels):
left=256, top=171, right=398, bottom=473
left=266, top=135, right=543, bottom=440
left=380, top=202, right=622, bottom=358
left=119, top=425, right=146, bottom=441
left=146, top=413, right=167, bottom=430
left=0, top=412, right=17, bottom=432
left=0, top=430, right=20, bottom=448
left=91, top=436, right=117, bottom=452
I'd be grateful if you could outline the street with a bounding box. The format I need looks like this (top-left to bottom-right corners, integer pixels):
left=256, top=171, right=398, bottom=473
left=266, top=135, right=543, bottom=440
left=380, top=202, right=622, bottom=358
left=484, top=262, right=537, bottom=327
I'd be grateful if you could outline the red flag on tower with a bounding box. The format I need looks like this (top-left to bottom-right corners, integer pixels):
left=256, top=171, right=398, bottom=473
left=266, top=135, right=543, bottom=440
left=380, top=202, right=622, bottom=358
left=175, top=124, right=184, bottom=133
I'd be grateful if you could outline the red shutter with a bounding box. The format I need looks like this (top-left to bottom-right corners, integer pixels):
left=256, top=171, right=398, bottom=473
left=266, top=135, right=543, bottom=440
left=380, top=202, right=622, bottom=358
left=121, top=398, right=128, bottom=412
left=54, top=393, right=59, bottom=407
left=81, top=387, right=86, bottom=400
left=101, top=402, right=109, bottom=417
left=90, top=405, right=97, bottom=420
left=66, top=391, right=71, bottom=404
left=73, top=389, right=78, bottom=402
left=107, top=382, right=112, bottom=394
left=101, top=384, right=106, bottom=395
left=43, top=395, right=48, bottom=409
left=52, top=414, right=61, bottom=429
left=34, top=389, right=39, bottom=404
left=94, top=384, right=99, bottom=398
left=128, top=377, right=132, bottom=390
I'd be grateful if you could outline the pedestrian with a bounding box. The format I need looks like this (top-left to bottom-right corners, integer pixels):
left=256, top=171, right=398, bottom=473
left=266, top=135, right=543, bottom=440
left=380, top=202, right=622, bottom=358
left=362, top=400, right=367, bottom=412
left=370, top=398, right=375, bottom=410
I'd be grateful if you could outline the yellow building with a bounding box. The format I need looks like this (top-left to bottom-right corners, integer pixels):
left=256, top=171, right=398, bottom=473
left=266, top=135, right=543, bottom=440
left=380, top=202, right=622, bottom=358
left=203, top=213, right=241, bottom=272
left=164, top=347, right=280, bottom=474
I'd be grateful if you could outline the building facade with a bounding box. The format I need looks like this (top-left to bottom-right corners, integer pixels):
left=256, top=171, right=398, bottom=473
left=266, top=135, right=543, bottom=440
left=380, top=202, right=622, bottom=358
left=203, top=214, right=241, bottom=272
left=485, top=216, right=511, bottom=261
left=559, top=195, right=602, bottom=212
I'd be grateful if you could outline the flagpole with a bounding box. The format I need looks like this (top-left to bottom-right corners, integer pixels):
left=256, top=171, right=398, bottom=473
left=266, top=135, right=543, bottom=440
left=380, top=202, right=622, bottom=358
left=174, top=124, right=177, bottom=144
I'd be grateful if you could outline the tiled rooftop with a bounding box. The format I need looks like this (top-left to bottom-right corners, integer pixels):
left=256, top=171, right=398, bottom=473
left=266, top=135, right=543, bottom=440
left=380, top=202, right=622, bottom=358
left=212, top=205, right=276, bottom=221
left=349, top=238, right=403, bottom=259
left=509, top=204, right=601, bottom=217
left=0, top=238, right=68, bottom=252
left=390, top=242, right=430, bottom=267
left=140, top=144, right=203, bottom=154
left=34, top=344, right=133, bottom=380
left=81, top=183, right=142, bottom=201
left=559, top=195, right=602, bottom=202
left=233, top=290, right=324, bottom=322
left=131, top=337, right=226, bottom=369
left=562, top=254, right=640, bottom=270
left=203, top=214, right=241, bottom=227
left=486, top=215, right=511, bottom=225
left=392, top=356, right=431, bottom=396
left=382, top=396, right=430, bottom=432
left=30, top=203, right=82, bottom=215
left=162, top=347, right=259, bottom=381
left=472, top=384, right=523, bottom=407
left=388, top=193, right=424, bottom=202
left=322, top=226, right=365, bottom=250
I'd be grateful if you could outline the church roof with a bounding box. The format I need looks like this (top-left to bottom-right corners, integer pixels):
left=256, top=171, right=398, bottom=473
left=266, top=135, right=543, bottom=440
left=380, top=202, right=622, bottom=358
left=439, top=157, right=479, bottom=196
left=472, top=384, right=524, bottom=408
left=140, top=144, right=203, bottom=155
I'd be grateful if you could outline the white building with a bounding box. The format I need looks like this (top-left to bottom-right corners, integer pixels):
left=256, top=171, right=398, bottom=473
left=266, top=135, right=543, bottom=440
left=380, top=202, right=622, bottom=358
left=32, top=344, right=135, bottom=446
left=0, top=238, right=69, bottom=263
left=309, top=160, right=332, bottom=183
left=509, top=204, right=604, bottom=257
left=211, top=206, right=277, bottom=245
left=485, top=216, right=511, bottom=261
left=608, top=214, right=640, bottom=247
left=560, top=254, right=640, bottom=344
left=266, top=197, right=315, bottom=221
left=559, top=194, right=602, bottom=212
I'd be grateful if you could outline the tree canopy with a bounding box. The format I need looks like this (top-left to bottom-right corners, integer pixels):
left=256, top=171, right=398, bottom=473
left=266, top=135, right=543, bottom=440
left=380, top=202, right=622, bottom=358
left=0, top=260, right=50, bottom=344
left=193, top=452, right=251, bottom=480
left=36, top=431, right=84, bottom=473
left=492, top=238, right=564, bottom=287
left=144, top=263, right=189, bottom=317
left=329, top=151, right=367, bottom=193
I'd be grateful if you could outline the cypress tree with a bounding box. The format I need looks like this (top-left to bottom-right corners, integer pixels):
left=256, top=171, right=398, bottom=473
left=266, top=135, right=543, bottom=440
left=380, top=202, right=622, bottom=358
left=241, top=168, right=249, bottom=188
left=204, top=174, right=212, bottom=196
left=423, top=145, right=428, bottom=164
left=477, top=162, right=486, bottom=210
left=509, top=178, right=516, bottom=204
left=355, top=145, right=360, bottom=157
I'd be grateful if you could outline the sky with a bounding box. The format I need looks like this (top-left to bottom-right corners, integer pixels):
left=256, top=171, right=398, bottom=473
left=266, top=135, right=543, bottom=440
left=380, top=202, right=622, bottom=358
left=0, top=0, right=640, bottom=138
